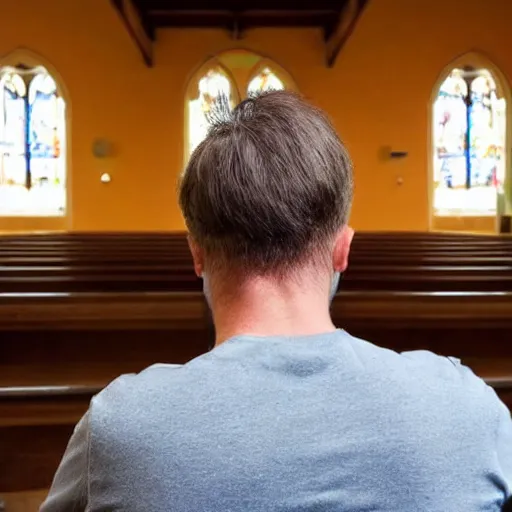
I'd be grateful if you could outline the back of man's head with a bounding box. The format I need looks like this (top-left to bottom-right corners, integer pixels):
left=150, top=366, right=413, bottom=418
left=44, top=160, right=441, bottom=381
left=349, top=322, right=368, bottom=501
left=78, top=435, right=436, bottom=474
left=179, top=90, right=353, bottom=276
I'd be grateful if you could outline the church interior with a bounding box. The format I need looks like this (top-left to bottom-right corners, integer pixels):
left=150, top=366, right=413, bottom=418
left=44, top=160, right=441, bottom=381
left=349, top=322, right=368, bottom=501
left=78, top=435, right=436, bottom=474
left=0, top=0, right=511, bottom=510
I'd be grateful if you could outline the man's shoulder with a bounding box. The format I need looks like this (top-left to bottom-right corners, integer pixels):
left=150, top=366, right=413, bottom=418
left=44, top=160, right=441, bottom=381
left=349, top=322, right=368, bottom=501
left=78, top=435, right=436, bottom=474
left=346, top=333, right=493, bottom=406
left=94, top=336, right=493, bottom=406
left=89, top=363, right=187, bottom=422
left=399, top=348, right=483, bottom=386
left=345, top=334, right=503, bottom=439
left=94, top=362, right=184, bottom=399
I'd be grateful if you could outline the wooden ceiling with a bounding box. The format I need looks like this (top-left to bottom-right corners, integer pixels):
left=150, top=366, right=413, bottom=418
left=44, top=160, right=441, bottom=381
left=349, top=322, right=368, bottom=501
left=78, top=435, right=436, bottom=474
left=111, top=0, right=369, bottom=67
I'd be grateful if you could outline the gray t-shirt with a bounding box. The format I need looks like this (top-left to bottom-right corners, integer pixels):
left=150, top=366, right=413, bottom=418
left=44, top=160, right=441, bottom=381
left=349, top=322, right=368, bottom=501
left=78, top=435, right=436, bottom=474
left=41, top=330, right=512, bottom=511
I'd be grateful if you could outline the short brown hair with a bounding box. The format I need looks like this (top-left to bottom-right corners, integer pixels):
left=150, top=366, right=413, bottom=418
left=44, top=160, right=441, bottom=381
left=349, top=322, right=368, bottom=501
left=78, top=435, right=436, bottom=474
left=179, top=90, right=353, bottom=274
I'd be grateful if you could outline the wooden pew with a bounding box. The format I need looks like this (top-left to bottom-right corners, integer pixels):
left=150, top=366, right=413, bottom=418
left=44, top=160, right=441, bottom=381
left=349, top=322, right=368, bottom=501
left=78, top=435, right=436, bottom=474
left=1, top=231, right=511, bottom=501
left=0, top=289, right=511, bottom=493
left=1, top=231, right=512, bottom=293
left=1, top=266, right=511, bottom=292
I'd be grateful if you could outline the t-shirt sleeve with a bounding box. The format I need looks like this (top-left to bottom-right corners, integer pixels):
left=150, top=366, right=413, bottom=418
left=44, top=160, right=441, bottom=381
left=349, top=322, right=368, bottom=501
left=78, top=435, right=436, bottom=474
left=403, top=351, right=512, bottom=497
left=39, top=411, right=89, bottom=512
left=495, top=395, right=512, bottom=497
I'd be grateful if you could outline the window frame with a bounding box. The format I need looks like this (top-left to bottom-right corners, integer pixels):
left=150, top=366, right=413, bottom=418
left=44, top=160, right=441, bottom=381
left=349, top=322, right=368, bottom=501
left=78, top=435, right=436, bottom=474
left=0, top=49, right=70, bottom=231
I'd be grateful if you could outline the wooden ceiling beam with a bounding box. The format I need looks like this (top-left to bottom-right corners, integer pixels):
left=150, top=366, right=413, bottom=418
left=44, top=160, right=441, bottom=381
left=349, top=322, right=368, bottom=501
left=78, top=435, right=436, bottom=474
left=325, top=0, right=368, bottom=68
left=111, top=0, right=154, bottom=67
left=148, top=9, right=336, bottom=29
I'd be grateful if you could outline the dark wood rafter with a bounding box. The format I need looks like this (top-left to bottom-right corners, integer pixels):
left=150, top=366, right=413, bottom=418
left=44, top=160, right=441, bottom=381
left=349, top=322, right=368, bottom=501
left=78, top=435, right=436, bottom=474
left=133, top=0, right=156, bottom=40
left=147, top=8, right=338, bottom=30
left=111, top=0, right=155, bottom=67
left=111, top=1, right=370, bottom=66
left=231, top=9, right=241, bottom=40
left=325, top=0, right=369, bottom=68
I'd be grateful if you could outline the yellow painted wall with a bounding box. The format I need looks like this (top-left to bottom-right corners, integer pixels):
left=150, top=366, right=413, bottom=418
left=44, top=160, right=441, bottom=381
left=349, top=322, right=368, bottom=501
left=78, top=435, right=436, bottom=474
left=0, top=0, right=511, bottom=232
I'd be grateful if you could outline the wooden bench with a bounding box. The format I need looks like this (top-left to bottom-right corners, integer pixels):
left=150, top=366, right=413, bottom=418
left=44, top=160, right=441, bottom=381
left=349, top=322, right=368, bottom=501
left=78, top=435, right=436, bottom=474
left=1, top=232, right=512, bottom=293
left=0, top=289, right=511, bottom=492
left=1, top=231, right=511, bottom=494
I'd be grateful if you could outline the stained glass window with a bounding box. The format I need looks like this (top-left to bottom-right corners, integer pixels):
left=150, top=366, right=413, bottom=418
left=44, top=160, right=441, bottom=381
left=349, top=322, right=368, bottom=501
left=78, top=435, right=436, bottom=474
left=0, top=65, right=65, bottom=216
left=188, top=68, right=233, bottom=155
left=247, top=67, right=284, bottom=96
left=433, top=68, right=506, bottom=216
left=186, top=55, right=293, bottom=161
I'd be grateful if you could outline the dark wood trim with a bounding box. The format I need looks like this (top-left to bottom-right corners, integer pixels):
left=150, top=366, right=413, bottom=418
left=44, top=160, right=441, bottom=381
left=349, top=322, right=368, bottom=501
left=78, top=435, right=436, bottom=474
left=148, top=9, right=337, bottom=30
left=132, top=0, right=156, bottom=40
left=331, top=290, right=512, bottom=328
left=500, top=215, right=512, bottom=234
left=0, top=290, right=511, bottom=330
left=0, top=292, right=207, bottom=331
left=111, top=0, right=154, bottom=67
left=0, top=391, right=96, bottom=428
left=0, top=425, right=75, bottom=492
left=325, top=0, right=369, bottom=68
left=0, top=385, right=102, bottom=398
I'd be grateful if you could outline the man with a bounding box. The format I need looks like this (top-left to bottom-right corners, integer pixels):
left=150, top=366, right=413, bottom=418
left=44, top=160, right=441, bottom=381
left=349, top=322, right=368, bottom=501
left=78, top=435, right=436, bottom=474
left=42, top=91, right=512, bottom=511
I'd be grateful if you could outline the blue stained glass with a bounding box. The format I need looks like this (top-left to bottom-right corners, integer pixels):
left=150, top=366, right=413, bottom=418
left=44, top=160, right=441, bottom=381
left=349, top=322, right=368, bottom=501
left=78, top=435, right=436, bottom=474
left=29, top=73, right=59, bottom=160
left=433, top=72, right=467, bottom=189
left=433, top=68, right=505, bottom=216
left=0, top=73, right=26, bottom=188
left=29, top=90, right=58, bottom=159
left=468, top=76, right=500, bottom=189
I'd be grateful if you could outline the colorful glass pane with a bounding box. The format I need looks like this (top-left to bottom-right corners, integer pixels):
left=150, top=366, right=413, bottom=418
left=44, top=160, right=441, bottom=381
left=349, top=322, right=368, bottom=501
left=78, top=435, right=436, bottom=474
left=433, top=68, right=505, bottom=216
left=247, top=67, right=284, bottom=96
left=188, top=69, right=232, bottom=155
left=0, top=72, right=27, bottom=214
left=28, top=71, right=65, bottom=214
left=469, top=72, right=504, bottom=200
left=0, top=67, right=66, bottom=216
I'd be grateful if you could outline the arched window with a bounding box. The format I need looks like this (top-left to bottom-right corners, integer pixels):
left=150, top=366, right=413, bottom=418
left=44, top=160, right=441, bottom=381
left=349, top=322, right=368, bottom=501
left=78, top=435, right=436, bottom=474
left=247, top=67, right=285, bottom=96
left=188, top=67, right=234, bottom=156
left=0, top=65, right=66, bottom=217
left=185, top=51, right=295, bottom=162
left=433, top=66, right=506, bottom=219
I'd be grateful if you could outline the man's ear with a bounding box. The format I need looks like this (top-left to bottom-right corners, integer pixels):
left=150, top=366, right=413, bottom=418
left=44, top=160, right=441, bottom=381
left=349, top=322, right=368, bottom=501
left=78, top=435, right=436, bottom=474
left=187, top=235, right=204, bottom=277
left=332, top=226, right=354, bottom=273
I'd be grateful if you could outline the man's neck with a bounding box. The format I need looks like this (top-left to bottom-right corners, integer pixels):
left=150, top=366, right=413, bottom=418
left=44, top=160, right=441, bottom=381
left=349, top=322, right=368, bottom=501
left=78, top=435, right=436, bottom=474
left=209, top=274, right=336, bottom=346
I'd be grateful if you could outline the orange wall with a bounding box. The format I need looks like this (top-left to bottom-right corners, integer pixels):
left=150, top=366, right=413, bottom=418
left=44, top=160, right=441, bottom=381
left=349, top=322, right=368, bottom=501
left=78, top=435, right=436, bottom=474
left=0, top=0, right=511, bottom=232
